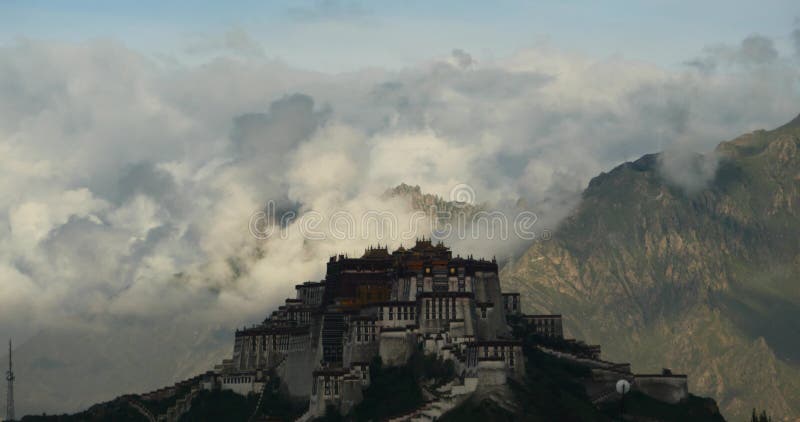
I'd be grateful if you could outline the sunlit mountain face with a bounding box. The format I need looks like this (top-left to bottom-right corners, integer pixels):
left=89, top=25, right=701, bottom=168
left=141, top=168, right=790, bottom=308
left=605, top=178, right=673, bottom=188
left=0, top=1, right=799, bottom=420
left=504, top=117, right=800, bottom=421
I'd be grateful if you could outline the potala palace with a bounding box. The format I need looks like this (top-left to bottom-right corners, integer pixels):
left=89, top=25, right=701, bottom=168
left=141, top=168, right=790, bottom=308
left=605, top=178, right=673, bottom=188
left=131, top=239, right=689, bottom=421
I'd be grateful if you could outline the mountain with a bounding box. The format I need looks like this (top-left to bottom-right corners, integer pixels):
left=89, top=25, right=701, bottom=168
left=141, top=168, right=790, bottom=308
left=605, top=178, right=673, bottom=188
left=384, top=183, right=484, bottom=217
left=502, top=115, right=800, bottom=421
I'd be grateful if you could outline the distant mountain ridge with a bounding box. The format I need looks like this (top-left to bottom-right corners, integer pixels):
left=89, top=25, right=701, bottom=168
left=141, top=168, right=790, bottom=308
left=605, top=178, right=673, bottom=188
left=384, top=183, right=484, bottom=217
left=502, top=114, right=800, bottom=421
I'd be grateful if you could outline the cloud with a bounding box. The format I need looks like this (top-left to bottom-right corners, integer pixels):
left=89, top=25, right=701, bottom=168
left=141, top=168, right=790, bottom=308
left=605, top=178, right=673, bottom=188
left=685, top=33, right=779, bottom=72
left=184, top=27, right=265, bottom=57
left=450, top=49, right=475, bottom=69
left=287, top=0, right=372, bottom=23
left=739, top=35, right=779, bottom=63
left=793, top=21, right=800, bottom=57
left=231, top=93, right=327, bottom=160
left=1, top=32, right=799, bottom=414
left=658, top=149, right=720, bottom=193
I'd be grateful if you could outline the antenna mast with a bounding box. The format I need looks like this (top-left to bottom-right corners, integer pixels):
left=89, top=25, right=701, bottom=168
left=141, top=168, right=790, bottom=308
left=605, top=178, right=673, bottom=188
left=5, top=339, right=14, bottom=422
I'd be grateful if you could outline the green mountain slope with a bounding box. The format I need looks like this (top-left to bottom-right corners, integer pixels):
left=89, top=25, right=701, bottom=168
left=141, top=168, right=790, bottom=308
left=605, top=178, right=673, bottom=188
left=502, top=115, right=800, bottom=421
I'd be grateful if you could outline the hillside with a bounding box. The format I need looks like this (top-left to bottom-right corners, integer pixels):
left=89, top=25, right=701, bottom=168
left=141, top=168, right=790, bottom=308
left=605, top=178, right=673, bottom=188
left=502, top=115, right=800, bottom=421
left=19, top=321, right=726, bottom=422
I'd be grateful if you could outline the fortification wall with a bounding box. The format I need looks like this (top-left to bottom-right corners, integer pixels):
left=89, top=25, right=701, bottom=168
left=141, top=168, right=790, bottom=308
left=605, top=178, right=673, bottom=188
left=476, top=360, right=506, bottom=386
left=344, top=339, right=379, bottom=367
left=221, top=375, right=261, bottom=396
left=339, top=379, right=364, bottom=415
left=634, top=375, right=688, bottom=404
left=276, top=346, right=316, bottom=398
left=511, top=347, right=526, bottom=378
left=471, top=272, right=509, bottom=340
left=447, top=320, right=467, bottom=338
left=379, top=330, right=416, bottom=366
left=308, top=388, right=330, bottom=418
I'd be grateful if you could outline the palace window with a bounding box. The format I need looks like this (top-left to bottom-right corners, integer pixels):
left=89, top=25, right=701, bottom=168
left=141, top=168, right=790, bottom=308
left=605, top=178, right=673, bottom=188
left=324, top=379, right=331, bottom=395
left=481, top=307, right=487, bottom=318
left=388, top=307, right=393, bottom=320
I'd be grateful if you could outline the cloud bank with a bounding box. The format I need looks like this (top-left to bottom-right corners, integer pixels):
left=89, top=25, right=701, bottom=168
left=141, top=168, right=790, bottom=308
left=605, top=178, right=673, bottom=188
left=0, top=32, right=799, bottom=413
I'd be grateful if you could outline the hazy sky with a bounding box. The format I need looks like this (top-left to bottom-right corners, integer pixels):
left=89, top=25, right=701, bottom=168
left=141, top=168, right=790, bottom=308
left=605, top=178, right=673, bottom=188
left=1, top=1, right=799, bottom=416
left=2, top=0, right=799, bottom=72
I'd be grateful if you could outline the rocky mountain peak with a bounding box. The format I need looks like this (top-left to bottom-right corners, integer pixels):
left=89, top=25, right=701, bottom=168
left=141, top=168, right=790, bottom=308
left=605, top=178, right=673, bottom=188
left=502, top=113, right=800, bottom=421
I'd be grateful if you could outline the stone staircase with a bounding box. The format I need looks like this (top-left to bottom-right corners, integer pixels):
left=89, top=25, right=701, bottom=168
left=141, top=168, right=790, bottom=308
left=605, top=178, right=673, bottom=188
left=321, top=312, right=346, bottom=364
left=386, top=377, right=479, bottom=422
left=248, top=380, right=269, bottom=422
left=157, top=385, right=201, bottom=422
left=294, top=409, right=315, bottom=422
left=590, top=386, right=620, bottom=404
left=125, top=376, right=204, bottom=422
left=126, top=398, right=156, bottom=422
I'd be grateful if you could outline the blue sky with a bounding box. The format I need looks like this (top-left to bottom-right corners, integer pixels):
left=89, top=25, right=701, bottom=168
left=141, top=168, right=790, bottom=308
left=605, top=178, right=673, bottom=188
left=1, top=0, right=798, bottom=72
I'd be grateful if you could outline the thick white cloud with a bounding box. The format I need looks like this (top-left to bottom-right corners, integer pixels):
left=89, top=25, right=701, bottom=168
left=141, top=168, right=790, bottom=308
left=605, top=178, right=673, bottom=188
left=0, top=34, right=798, bottom=414
left=9, top=189, right=108, bottom=249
